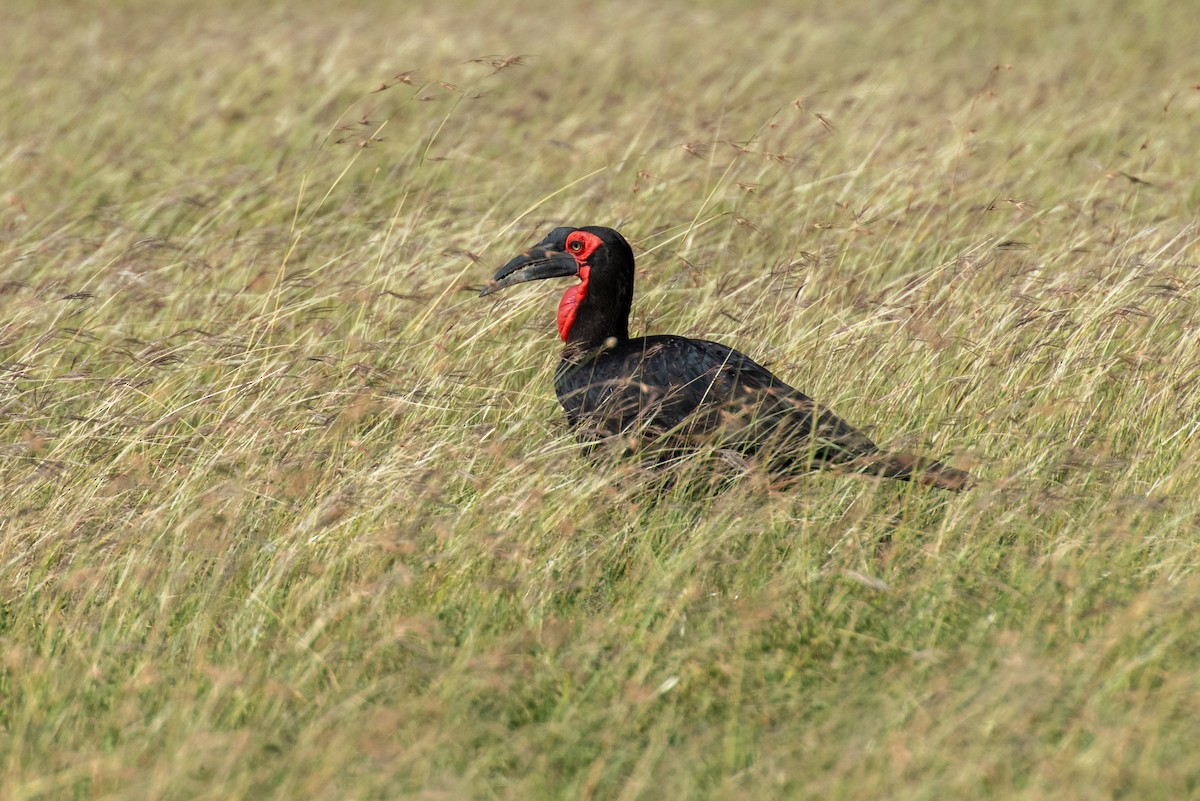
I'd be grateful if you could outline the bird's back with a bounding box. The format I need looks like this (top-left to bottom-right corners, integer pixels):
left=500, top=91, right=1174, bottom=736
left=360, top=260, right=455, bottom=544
left=554, top=335, right=881, bottom=470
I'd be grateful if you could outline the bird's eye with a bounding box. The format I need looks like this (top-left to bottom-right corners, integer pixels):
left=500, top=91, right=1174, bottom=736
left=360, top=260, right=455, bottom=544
left=567, top=239, right=583, bottom=253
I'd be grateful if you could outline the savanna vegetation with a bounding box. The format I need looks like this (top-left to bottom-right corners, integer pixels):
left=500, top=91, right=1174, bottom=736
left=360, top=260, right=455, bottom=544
left=2, top=0, right=1199, bottom=797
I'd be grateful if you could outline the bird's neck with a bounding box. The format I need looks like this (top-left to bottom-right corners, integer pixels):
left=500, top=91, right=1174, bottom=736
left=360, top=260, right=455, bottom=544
left=560, top=332, right=626, bottom=365
left=557, top=251, right=635, bottom=351
left=562, top=313, right=629, bottom=352
left=560, top=278, right=631, bottom=351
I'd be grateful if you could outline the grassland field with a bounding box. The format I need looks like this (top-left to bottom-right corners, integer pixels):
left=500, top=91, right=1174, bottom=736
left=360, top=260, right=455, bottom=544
left=2, top=0, right=1200, bottom=798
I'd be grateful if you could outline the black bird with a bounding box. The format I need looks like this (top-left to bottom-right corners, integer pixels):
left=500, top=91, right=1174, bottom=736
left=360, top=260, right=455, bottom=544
left=480, top=226, right=974, bottom=491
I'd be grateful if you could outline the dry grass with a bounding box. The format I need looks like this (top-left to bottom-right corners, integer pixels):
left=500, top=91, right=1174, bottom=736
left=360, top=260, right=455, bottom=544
left=2, top=0, right=1200, bottom=798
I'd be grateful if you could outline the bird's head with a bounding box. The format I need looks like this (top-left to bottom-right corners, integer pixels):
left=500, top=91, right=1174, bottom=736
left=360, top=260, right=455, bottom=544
left=480, top=226, right=634, bottom=345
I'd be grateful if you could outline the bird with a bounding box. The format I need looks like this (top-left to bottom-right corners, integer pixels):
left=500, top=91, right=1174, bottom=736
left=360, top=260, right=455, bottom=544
left=480, top=226, right=974, bottom=492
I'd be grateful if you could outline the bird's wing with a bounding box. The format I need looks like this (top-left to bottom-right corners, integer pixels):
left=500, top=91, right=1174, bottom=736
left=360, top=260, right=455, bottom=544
left=557, top=336, right=879, bottom=466
left=650, top=337, right=880, bottom=464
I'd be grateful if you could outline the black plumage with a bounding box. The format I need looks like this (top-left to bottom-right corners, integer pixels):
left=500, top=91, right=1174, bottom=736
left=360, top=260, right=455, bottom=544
left=481, top=226, right=973, bottom=491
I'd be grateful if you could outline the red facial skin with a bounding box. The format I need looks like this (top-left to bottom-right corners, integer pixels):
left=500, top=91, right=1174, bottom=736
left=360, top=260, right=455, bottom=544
left=556, top=230, right=603, bottom=341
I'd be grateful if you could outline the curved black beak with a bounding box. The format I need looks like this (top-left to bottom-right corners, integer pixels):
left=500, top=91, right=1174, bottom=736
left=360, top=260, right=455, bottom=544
left=479, top=246, right=579, bottom=297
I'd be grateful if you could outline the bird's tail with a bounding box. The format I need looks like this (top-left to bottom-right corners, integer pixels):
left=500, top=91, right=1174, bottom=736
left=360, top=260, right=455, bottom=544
left=854, top=451, right=975, bottom=492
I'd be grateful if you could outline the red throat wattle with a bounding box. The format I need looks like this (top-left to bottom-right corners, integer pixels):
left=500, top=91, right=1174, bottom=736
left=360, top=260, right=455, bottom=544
left=555, top=229, right=603, bottom=341
left=557, top=265, right=590, bottom=341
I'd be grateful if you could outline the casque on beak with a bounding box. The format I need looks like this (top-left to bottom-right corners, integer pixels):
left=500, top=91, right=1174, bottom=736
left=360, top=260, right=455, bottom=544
left=479, top=245, right=579, bottom=297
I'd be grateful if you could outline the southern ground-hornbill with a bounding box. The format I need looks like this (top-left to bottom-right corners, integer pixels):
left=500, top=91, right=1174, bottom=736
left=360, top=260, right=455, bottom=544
left=480, top=226, right=974, bottom=491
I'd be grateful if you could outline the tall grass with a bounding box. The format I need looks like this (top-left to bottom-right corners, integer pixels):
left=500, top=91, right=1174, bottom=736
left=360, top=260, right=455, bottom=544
left=2, top=0, right=1199, bottom=798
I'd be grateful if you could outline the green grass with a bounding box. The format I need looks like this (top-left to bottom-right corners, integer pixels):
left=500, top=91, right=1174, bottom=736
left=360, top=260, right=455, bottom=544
left=3, top=0, right=1200, bottom=798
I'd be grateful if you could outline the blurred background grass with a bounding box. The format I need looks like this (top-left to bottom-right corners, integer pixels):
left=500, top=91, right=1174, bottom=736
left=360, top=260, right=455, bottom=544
left=2, top=0, right=1199, bottom=798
